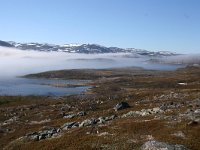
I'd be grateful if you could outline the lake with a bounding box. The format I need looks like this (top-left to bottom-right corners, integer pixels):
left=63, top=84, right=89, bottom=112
left=0, top=78, right=90, bottom=96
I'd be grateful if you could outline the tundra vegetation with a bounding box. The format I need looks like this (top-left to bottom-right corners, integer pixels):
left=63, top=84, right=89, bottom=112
left=0, top=66, right=200, bottom=150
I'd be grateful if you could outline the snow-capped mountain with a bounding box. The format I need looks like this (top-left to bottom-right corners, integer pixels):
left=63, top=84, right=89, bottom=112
left=0, top=40, right=176, bottom=56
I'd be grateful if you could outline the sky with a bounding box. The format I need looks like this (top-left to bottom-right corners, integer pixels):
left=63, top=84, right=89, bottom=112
left=0, top=0, right=200, bottom=53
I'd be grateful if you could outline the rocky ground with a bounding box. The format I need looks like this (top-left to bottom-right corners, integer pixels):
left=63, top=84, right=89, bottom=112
left=0, top=66, right=200, bottom=150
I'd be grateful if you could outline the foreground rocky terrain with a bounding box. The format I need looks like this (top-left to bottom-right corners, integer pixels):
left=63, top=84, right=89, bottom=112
left=0, top=66, right=200, bottom=150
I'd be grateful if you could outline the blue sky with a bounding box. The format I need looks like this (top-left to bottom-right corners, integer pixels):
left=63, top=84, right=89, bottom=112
left=0, top=0, right=200, bottom=53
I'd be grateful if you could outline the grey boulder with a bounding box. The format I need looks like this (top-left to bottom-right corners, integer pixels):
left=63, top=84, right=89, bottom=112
left=141, top=140, right=190, bottom=150
left=79, top=118, right=97, bottom=127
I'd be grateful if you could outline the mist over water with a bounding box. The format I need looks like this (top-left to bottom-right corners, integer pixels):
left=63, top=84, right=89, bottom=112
left=0, top=46, right=187, bottom=96
left=0, top=46, right=184, bottom=79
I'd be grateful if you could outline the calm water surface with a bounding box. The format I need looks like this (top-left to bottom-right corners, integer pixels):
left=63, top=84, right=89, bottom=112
left=0, top=78, right=90, bottom=96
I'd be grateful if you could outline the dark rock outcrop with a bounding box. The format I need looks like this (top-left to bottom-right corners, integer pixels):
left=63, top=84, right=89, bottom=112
left=114, top=102, right=130, bottom=111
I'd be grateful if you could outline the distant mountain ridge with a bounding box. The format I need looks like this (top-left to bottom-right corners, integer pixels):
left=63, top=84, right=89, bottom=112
left=0, top=40, right=176, bottom=56
left=0, top=40, right=13, bottom=47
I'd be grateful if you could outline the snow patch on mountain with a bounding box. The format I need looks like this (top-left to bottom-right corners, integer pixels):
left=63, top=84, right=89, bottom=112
left=1, top=40, right=177, bottom=56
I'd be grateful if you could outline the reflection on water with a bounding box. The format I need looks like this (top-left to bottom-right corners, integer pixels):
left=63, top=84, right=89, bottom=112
left=0, top=78, right=90, bottom=96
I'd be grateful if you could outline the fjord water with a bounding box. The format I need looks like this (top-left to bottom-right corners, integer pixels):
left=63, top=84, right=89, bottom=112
left=0, top=47, right=184, bottom=96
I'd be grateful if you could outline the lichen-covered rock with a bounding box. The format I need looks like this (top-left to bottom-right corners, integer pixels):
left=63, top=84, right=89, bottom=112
left=79, top=118, right=97, bottom=127
left=121, top=107, right=164, bottom=118
left=24, top=127, right=61, bottom=141
left=77, top=111, right=86, bottom=116
left=97, top=117, right=106, bottom=124
left=63, top=111, right=86, bottom=119
left=63, top=113, right=76, bottom=119
left=141, top=140, right=190, bottom=150
left=121, top=111, right=139, bottom=118
left=105, top=115, right=117, bottom=121
left=61, top=122, right=77, bottom=130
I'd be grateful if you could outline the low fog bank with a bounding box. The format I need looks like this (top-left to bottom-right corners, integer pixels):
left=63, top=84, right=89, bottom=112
left=0, top=46, right=186, bottom=79
left=159, top=54, right=200, bottom=65
left=0, top=47, right=138, bottom=78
